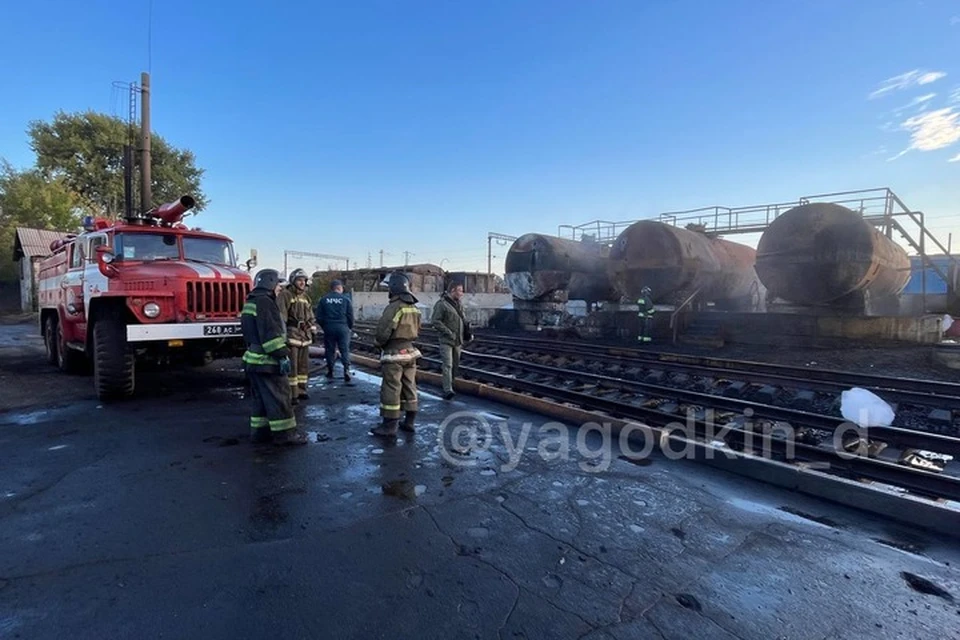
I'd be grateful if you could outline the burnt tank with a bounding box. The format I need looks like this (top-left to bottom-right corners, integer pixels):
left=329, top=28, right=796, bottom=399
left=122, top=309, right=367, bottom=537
left=607, top=220, right=762, bottom=309
left=754, top=203, right=911, bottom=308
left=504, top=234, right=618, bottom=303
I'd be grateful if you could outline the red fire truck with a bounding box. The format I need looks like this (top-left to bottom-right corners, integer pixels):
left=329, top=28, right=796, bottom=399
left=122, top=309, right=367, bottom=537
left=37, top=196, right=255, bottom=401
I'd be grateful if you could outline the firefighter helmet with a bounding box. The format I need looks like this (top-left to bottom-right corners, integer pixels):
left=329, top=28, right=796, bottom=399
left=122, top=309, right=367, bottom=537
left=254, top=268, right=282, bottom=291
left=288, top=268, right=309, bottom=285
left=641, top=286, right=652, bottom=296
left=386, top=271, right=411, bottom=296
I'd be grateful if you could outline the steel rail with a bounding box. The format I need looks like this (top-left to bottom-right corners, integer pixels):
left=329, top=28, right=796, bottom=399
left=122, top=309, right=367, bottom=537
left=352, top=339, right=960, bottom=502
left=353, top=324, right=960, bottom=407
left=401, top=339, right=960, bottom=459
left=467, top=334, right=960, bottom=403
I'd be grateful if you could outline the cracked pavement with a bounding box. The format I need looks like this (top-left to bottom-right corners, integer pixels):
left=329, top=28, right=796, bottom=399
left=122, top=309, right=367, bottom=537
left=2, top=320, right=960, bottom=639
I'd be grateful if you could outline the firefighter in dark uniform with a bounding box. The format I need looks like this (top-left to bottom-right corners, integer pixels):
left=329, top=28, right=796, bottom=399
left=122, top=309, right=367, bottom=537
left=277, top=268, right=318, bottom=403
left=241, top=269, right=307, bottom=446
left=315, top=279, right=354, bottom=382
left=637, top=286, right=654, bottom=343
left=370, top=272, right=422, bottom=438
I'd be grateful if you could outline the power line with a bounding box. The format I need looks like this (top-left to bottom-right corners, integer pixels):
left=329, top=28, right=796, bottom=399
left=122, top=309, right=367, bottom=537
left=283, top=249, right=349, bottom=275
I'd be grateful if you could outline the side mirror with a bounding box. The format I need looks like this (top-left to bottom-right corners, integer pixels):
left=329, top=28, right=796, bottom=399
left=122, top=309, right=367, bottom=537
left=96, top=246, right=119, bottom=278
left=244, top=249, right=258, bottom=271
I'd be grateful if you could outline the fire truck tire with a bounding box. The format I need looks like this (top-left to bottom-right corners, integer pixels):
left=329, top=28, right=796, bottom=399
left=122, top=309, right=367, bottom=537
left=44, top=316, right=58, bottom=365
left=56, top=321, right=86, bottom=374
left=93, top=313, right=135, bottom=400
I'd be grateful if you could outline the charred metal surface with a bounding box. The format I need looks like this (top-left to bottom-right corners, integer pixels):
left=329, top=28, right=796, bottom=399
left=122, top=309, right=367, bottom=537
left=607, top=221, right=763, bottom=309
left=504, top=234, right=618, bottom=303
left=755, top=203, right=911, bottom=307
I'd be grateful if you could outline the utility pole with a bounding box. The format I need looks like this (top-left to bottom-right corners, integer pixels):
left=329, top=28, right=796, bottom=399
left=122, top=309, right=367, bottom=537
left=140, top=72, right=151, bottom=212
left=403, top=250, right=415, bottom=266
left=487, top=232, right=517, bottom=275
left=366, top=252, right=372, bottom=269
left=379, top=250, right=392, bottom=267
left=283, top=249, right=349, bottom=276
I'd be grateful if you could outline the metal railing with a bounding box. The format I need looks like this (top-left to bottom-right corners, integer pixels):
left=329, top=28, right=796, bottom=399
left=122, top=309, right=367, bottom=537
left=557, top=187, right=958, bottom=315
left=558, top=188, right=902, bottom=241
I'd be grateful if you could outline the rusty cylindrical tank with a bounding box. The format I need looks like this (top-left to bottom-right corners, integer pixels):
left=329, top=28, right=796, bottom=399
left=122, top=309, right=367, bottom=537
left=607, top=221, right=762, bottom=307
left=504, top=234, right=618, bottom=302
left=754, top=203, right=911, bottom=306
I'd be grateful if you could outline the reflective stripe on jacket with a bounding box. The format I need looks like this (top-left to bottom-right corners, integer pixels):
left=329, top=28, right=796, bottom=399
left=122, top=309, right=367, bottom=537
left=375, top=297, right=421, bottom=359
left=241, top=289, right=291, bottom=369
left=277, top=285, right=317, bottom=347
left=637, top=296, right=655, bottom=318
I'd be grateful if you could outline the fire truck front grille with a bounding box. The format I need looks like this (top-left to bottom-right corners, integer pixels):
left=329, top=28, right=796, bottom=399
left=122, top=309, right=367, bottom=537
left=186, top=281, right=250, bottom=316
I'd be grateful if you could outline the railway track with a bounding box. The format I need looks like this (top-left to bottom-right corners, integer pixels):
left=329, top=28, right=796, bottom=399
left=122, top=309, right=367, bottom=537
left=470, top=333, right=960, bottom=406
left=353, top=324, right=960, bottom=436
left=350, top=326, right=960, bottom=509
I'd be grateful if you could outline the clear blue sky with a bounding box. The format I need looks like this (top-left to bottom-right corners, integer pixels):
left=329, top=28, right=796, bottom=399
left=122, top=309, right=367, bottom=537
left=2, top=0, right=959, bottom=276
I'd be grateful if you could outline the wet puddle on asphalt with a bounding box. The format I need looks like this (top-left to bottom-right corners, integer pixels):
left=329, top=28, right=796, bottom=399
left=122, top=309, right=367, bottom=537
left=0, top=407, right=77, bottom=427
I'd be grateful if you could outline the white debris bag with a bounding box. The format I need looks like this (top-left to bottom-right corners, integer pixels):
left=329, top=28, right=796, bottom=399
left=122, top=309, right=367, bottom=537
left=943, top=314, right=954, bottom=333
left=840, top=387, right=895, bottom=428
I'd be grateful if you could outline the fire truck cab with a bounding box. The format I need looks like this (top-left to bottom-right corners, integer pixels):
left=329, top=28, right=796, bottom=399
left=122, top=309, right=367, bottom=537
left=37, top=196, right=254, bottom=401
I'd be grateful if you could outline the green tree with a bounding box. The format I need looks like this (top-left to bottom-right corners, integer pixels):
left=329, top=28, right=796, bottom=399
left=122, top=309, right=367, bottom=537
left=0, top=160, right=83, bottom=280
left=28, top=111, right=207, bottom=217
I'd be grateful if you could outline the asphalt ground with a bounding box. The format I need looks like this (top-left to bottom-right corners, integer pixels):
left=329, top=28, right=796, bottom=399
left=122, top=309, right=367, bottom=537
left=2, top=318, right=960, bottom=640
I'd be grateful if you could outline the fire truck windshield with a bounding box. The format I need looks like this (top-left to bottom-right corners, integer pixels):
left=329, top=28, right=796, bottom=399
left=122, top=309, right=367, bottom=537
left=182, top=237, right=236, bottom=267
left=114, top=233, right=180, bottom=261
left=113, top=233, right=236, bottom=266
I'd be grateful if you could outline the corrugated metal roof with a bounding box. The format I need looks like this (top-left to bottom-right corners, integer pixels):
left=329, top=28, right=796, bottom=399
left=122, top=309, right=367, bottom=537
left=12, top=227, right=75, bottom=260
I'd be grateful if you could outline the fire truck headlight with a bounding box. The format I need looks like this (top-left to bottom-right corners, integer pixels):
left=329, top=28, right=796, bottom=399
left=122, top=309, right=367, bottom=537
left=143, top=302, right=161, bottom=318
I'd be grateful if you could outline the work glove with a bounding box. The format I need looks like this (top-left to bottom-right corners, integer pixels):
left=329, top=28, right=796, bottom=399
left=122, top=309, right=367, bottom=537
left=279, top=357, right=292, bottom=375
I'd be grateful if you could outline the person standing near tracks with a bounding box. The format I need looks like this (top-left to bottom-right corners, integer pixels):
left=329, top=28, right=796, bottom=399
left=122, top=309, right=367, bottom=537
left=370, top=271, right=422, bottom=438
left=431, top=281, right=472, bottom=399
left=241, top=269, right=307, bottom=446
left=315, top=279, right=354, bottom=383
left=277, top=268, right=319, bottom=403
left=637, top=286, right=655, bottom=343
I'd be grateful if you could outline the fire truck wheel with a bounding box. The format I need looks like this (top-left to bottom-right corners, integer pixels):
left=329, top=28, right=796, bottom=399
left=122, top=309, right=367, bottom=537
left=56, top=321, right=86, bottom=374
left=44, top=316, right=58, bottom=366
left=93, top=313, right=135, bottom=401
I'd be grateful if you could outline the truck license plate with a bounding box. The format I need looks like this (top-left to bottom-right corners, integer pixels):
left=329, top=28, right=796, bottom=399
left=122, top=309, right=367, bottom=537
left=204, top=324, right=242, bottom=336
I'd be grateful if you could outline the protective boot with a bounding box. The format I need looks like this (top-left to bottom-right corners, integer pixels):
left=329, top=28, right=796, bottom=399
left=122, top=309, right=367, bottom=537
left=370, top=418, right=399, bottom=438
left=250, top=428, right=272, bottom=444
left=400, top=411, right=416, bottom=433
left=326, top=366, right=334, bottom=380
left=273, top=428, right=309, bottom=446
left=343, top=369, right=352, bottom=383
left=298, top=385, right=309, bottom=400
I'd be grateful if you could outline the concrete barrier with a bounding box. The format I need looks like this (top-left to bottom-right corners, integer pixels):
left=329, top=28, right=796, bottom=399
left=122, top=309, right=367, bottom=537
left=350, top=292, right=514, bottom=328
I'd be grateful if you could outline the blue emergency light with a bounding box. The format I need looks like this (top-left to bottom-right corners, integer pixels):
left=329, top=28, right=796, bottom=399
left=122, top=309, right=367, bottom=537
left=82, top=215, right=95, bottom=231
